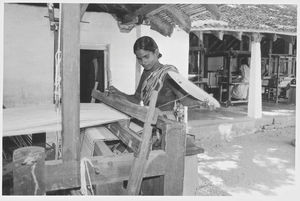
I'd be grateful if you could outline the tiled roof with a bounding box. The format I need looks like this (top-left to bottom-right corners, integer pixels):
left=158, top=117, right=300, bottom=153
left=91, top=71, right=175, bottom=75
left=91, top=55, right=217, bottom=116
left=191, top=4, right=297, bottom=35
left=18, top=3, right=297, bottom=36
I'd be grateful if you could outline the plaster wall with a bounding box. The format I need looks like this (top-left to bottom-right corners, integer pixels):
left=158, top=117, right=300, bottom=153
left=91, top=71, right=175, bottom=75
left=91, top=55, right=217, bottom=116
left=141, top=25, right=189, bottom=77
left=80, top=12, right=137, bottom=94
left=3, top=4, right=190, bottom=107
left=3, top=4, right=54, bottom=107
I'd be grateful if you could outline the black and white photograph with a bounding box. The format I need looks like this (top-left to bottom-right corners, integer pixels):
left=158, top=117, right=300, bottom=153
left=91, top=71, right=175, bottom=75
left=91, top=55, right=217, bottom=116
left=0, top=0, right=298, bottom=197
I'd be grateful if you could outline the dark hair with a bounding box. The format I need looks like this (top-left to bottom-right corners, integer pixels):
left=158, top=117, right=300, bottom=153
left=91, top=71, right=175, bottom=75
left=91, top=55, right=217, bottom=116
left=133, top=36, right=162, bottom=58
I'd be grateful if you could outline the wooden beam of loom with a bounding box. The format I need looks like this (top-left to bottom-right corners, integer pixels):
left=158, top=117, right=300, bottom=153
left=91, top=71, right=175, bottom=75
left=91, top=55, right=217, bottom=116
left=156, top=116, right=186, bottom=195
left=47, top=3, right=55, bottom=30
left=60, top=4, right=81, bottom=162
left=45, top=150, right=167, bottom=192
left=127, top=90, right=159, bottom=195
left=107, top=121, right=142, bottom=154
left=122, top=4, right=165, bottom=24
left=91, top=90, right=160, bottom=124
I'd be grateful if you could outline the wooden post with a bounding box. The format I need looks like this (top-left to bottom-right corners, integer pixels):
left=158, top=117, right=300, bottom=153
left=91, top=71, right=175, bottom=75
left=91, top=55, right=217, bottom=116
left=13, top=146, right=45, bottom=195
left=227, top=54, right=233, bottom=101
left=275, top=59, right=281, bottom=103
left=288, top=43, right=293, bottom=75
left=268, top=38, right=273, bottom=75
left=50, top=9, right=81, bottom=193
left=194, top=31, right=205, bottom=78
left=61, top=4, right=81, bottom=161
left=248, top=33, right=262, bottom=118
left=59, top=3, right=81, bottom=189
left=162, top=118, right=186, bottom=195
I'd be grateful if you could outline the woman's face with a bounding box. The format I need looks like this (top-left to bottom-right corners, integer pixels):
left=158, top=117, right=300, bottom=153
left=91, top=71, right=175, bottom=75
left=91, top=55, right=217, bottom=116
left=135, top=49, right=159, bottom=71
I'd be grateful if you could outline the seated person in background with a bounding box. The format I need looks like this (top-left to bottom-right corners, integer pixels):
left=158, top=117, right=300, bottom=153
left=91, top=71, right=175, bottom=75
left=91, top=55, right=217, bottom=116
left=231, top=58, right=250, bottom=100
left=261, top=63, right=269, bottom=78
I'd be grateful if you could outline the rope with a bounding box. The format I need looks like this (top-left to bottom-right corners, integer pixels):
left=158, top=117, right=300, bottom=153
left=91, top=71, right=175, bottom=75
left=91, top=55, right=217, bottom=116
left=80, top=157, right=95, bottom=195
left=31, top=163, right=39, bottom=195
left=54, top=3, right=62, bottom=112
left=22, top=154, right=40, bottom=195
left=141, top=65, right=178, bottom=105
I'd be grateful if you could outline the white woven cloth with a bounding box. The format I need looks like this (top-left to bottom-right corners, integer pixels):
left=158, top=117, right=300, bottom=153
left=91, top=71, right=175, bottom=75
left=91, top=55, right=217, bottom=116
left=3, top=103, right=129, bottom=137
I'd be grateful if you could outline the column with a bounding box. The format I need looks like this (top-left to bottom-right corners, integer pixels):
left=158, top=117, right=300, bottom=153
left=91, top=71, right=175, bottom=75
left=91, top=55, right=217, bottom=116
left=248, top=33, right=262, bottom=118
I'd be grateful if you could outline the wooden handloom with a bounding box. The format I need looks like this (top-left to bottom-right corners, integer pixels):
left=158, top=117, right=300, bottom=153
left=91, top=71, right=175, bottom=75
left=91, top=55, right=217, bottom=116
left=3, top=4, right=187, bottom=195
left=206, top=50, right=251, bottom=106
left=3, top=89, right=186, bottom=195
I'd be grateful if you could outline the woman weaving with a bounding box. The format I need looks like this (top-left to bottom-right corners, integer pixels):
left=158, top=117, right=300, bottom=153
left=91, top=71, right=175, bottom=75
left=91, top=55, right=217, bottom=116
left=109, top=36, right=200, bottom=111
left=109, top=36, right=206, bottom=153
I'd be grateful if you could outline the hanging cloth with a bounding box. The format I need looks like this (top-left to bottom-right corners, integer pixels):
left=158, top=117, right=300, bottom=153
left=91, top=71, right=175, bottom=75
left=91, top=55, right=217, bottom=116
left=140, top=65, right=178, bottom=105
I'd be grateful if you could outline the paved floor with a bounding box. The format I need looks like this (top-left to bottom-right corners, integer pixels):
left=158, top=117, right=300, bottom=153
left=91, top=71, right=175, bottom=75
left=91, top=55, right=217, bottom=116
left=188, top=102, right=296, bottom=196
left=196, top=126, right=295, bottom=196
left=188, top=102, right=295, bottom=144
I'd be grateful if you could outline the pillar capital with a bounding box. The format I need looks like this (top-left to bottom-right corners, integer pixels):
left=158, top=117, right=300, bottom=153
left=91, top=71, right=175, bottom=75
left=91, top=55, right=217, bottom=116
left=251, top=33, right=262, bottom=43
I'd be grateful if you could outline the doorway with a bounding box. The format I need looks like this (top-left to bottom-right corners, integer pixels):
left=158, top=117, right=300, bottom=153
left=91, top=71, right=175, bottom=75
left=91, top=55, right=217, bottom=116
left=80, top=49, right=105, bottom=103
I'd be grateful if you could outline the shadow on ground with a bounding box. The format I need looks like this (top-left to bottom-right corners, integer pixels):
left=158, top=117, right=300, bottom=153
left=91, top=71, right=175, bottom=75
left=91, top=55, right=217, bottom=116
left=196, top=126, right=295, bottom=196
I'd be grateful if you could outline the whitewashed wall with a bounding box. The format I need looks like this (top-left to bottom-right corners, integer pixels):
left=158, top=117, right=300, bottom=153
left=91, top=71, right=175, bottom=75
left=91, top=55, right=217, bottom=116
left=80, top=12, right=137, bottom=94
left=3, top=4, right=54, bottom=107
left=3, top=4, right=189, bottom=107
left=141, top=25, right=189, bottom=77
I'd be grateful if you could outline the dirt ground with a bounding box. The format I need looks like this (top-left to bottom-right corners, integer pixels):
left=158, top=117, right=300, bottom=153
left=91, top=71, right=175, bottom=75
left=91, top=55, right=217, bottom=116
left=195, top=125, right=296, bottom=196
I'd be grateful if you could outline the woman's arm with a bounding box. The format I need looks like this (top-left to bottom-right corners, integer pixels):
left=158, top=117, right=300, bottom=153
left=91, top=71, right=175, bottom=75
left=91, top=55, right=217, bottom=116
left=108, top=86, right=140, bottom=104
left=164, top=79, right=203, bottom=108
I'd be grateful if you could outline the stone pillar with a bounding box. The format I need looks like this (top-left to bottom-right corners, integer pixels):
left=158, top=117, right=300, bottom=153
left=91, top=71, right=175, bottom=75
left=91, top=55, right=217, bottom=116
left=248, top=33, right=262, bottom=118
left=288, top=42, right=293, bottom=75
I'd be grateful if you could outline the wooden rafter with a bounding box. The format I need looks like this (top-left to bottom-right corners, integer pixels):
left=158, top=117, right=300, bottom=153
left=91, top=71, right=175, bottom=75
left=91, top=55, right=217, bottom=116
left=193, top=31, right=204, bottom=46
left=202, top=4, right=221, bottom=20
left=122, top=4, right=164, bottom=24
left=148, top=15, right=174, bottom=37
left=215, top=41, right=224, bottom=51
left=279, top=34, right=296, bottom=45
left=212, top=30, right=224, bottom=41
left=207, top=38, right=220, bottom=52
left=80, top=4, right=89, bottom=20
left=164, top=5, right=191, bottom=33
left=230, top=31, right=243, bottom=41
left=224, top=38, right=238, bottom=51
